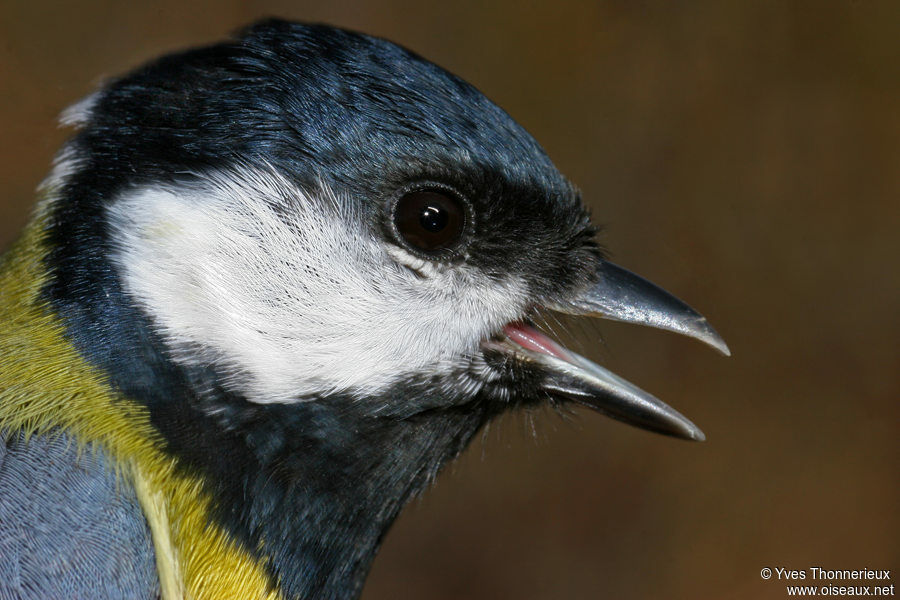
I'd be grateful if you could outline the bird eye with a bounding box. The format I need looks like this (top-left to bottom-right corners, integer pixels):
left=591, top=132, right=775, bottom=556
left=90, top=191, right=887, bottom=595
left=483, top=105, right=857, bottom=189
left=392, top=188, right=467, bottom=254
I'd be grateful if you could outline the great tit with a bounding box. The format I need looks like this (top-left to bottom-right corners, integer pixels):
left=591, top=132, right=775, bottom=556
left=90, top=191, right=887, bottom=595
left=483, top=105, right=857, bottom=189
left=0, top=18, right=728, bottom=600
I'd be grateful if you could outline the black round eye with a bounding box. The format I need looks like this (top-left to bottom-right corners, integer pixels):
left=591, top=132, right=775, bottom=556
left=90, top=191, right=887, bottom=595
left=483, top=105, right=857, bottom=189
left=393, top=189, right=467, bottom=254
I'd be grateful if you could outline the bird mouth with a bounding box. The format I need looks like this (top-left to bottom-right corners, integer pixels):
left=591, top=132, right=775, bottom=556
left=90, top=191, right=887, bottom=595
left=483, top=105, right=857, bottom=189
left=483, top=260, right=729, bottom=441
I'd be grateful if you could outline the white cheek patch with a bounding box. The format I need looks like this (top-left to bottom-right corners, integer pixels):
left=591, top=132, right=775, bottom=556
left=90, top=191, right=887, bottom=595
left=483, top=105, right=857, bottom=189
left=108, top=168, right=525, bottom=403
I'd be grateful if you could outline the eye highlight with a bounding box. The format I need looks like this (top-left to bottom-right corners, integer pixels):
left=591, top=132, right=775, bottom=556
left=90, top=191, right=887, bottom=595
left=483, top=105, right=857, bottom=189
left=392, top=188, right=468, bottom=255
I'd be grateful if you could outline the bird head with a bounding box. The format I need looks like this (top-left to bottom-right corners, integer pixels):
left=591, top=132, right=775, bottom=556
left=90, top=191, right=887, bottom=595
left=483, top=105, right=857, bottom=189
left=35, top=19, right=728, bottom=598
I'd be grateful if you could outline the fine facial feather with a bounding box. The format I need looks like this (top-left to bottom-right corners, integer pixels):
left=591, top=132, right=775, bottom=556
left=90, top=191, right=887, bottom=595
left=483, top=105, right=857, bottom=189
left=108, top=166, right=527, bottom=403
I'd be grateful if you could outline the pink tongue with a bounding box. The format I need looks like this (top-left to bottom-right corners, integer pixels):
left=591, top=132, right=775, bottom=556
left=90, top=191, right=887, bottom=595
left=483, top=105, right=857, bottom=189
left=503, top=322, right=570, bottom=361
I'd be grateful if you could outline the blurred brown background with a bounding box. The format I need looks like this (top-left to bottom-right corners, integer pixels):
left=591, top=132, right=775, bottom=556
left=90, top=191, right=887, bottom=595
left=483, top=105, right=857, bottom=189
left=1, top=1, right=897, bottom=598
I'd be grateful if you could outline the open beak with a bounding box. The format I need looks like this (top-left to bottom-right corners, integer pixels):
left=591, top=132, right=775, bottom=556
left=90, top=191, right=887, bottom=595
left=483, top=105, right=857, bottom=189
left=491, top=261, right=729, bottom=441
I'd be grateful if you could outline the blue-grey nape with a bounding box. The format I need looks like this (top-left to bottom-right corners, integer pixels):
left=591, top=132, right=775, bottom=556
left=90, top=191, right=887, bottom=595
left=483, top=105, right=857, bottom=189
left=0, top=430, right=158, bottom=600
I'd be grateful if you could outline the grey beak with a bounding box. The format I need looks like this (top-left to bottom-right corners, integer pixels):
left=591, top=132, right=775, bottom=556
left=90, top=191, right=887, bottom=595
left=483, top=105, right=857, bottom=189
left=498, top=260, right=728, bottom=441
left=559, top=261, right=730, bottom=356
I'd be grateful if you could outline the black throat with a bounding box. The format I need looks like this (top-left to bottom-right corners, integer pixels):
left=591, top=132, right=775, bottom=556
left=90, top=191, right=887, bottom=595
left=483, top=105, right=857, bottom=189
left=160, top=381, right=496, bottom=600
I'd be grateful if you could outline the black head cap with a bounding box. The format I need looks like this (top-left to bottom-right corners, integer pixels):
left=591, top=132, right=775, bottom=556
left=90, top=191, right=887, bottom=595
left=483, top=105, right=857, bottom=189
left=61, top=18, right=599, bottom=304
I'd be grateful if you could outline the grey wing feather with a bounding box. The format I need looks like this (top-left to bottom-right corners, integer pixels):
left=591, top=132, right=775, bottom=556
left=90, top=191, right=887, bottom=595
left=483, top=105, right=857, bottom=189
left=0, top=430, right=160, bottom=600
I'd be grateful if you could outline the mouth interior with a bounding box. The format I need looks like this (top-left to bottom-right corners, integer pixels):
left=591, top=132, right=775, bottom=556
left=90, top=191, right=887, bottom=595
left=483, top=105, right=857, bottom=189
left=501, top=321, right=570, bottom=361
